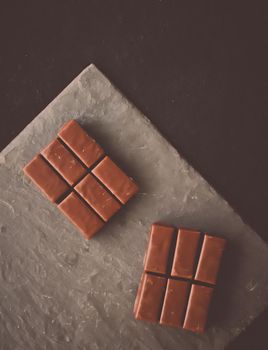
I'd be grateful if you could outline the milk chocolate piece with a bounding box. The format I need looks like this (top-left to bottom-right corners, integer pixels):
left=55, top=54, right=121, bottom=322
left=41, top=139, right=87, bottom=185
left=134, top=223, right=227, bottom=333
left=58, top=192, right=104, bottom=239
left=183, top=284, right=213, bottom=333
left=195, top=235, right=226, bottom=285
left=133, top=273, right=146, bottom=317
left=58, top=120, right=104, bottom=167
left=171, top=228, right=200, bottom=278
left=23, top=119, right=138, bottom=239
left=92, top=156, right=139, bottom=204
left=144, top=224, right=175, bottom=274
left=134, top=273, right=167, bottom=323
left=75, top=174, right=121, bottom=222
left=160, top=279, right=190, bottom=328
left=23, top=155, right=69, bottom=202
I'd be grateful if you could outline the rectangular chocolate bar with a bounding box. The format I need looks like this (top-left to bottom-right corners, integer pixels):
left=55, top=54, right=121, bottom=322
left=23, top=119, right=139, bottom=239
left=134, top=273, right=167, bottom=323
left=183, top=284, right=213, bottom=333
left=160, top=279, right=190, bottom=328
left=134, top=224, right=226, bottom=333
left=171, top=228, right=200, bottom=279
left=195, top=234, right=226, bottom=285
left=144, top=224, right=175, bottom=274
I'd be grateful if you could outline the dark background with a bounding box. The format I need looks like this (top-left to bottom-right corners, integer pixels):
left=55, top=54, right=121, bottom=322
left=0, top=1, right=267, bottom=348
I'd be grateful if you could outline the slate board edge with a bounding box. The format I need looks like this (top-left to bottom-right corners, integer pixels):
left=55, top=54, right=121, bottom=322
left=0, top=64, right=267, bottom=347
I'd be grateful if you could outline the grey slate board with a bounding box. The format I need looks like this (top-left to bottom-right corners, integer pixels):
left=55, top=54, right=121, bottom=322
left=0, top=64, right=267, bottom=350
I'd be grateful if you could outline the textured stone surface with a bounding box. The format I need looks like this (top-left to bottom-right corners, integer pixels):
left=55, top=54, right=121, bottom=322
left=0, top=64, right=267, bottom=350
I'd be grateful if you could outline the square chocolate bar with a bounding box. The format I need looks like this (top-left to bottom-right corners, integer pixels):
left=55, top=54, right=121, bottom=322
left=134, top=224, right=226, bottom=333
left=23, top=120, right=139, bottom=239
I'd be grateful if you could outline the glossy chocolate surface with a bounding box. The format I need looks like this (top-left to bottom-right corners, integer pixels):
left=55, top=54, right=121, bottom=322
left=42, top=138, right=86, bottom=185
left=183, top=284, right=213, bottom=333
left=135, top=224, right=226, bottom=333
left=23, top=119, right=138, bottom=239
left=58, top=192, right=104, bottom=239
left=58, top=119, right=104, bottom=167
left=134, top=273, right=167, bottom=323
left=171, top=228, right=200, bottom=278
left=92, top=156, right=139, bottom=204
left=195, top=235, right=226, bottom=285
left=160, top=279, right=190, bottom=328
left=144, top=224, right=175, bottom=274
left=23, top=155, right=69, bottom=202
left=75, top=174, right=121, bottom=222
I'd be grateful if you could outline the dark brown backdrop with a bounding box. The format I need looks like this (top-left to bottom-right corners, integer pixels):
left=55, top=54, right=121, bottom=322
left=0, top=1, right=267, bottom=348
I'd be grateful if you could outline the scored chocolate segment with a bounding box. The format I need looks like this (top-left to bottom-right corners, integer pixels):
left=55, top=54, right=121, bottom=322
left=92, top=156, right=139, bottom=204
left=23, top=155, right=69, bottom=203
left=195, top=235, right=226, bottom=285
left=41, top=139, right=87, bottom=185
left=75, top=174, right=121, bottom=222
left=58, top=120, right=105, bottom=168
left=144, top=224, right=175, bottom=274
left=134, top=273, right=167, bottom=323
left=183, top=284, right=213, bottom=333
left=58, top=192, right=104, bottom=239
left=171, top=228, right=201, bottom=279
left=160, top=279, right=190, bottom=328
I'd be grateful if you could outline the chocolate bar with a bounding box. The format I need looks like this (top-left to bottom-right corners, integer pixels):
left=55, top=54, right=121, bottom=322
left=23, top=119, right=138, bottom=239
left=134, top=224, right=226, bottom=333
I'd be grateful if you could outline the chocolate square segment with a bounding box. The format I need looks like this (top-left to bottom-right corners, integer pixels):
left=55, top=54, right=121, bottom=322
left=41, top=139, right=87, bottom=185
left=183, top=285, right=213, bottom=333
left=58, top=192, right=104, bottom=239
left=160, top=279, right=190, bottom=328
left=23, top=155, right=69, bottom=202
left=171, top=228, right=200, bottom=278
left=75, top=174, right=121, bottom=222
left=144, top=224, right=175, bottom=274
left=92, top=156, right=139, bottom=204
left=134, top=273, right=167, bottom=323
left=58, top=120, right=105, bottom=168
left=195, top=234, right=226, bottom=285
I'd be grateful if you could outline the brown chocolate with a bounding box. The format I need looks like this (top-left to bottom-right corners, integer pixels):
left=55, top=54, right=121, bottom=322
left=23, top=119, right=138, bottom=239
left=171, top=228, right=200, bottom=278
left=41, top=138, right=87, bottom=185
left=133, top=273, right=146, bottom=317
left=183, top=284, right=213, bottom=333
left=75, top=174, right=121, bottom=222
left=58, top=120, right=104, bottom=167
left=160, top=279, right=190, bottom=328
left=144, top=224, right=175, bottom=274
left=58, top=192, right=104, bottom=239
left=23, top=155, right=69, bottom=202
left=134, top=224, right=226, bottom=333
left=92, top=156, right=139, bottom=204
left=134, top=273, right=167, bottom=323
left=195, top=234, right=226, bottom=285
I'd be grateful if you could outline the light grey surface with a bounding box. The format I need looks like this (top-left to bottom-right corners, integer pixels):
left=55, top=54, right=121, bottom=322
left=0, top=64, right=267, bottom=350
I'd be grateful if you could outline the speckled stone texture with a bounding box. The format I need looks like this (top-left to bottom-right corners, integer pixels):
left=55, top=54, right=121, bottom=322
left=0, top=64, right=267, bottom=350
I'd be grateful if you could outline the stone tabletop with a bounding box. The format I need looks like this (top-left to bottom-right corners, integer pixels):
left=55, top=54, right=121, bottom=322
left=0, top=64, right=267, bottom=350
